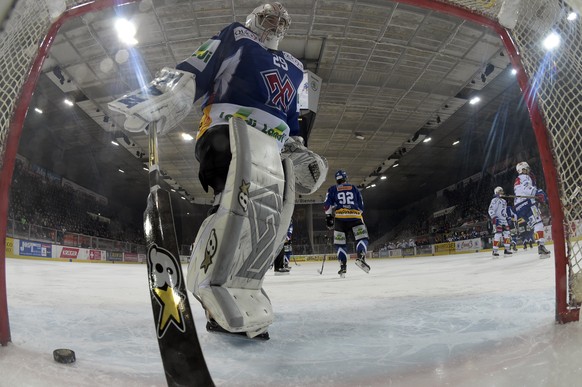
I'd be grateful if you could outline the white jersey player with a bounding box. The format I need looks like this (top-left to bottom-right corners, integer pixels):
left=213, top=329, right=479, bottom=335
left=488, top=187, right=512, bottom=257
left=514, top=161, right=550, bottom=258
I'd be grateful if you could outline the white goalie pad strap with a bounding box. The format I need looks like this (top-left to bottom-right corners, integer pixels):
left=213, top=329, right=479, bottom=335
left=187, top=117, right=289, bottom=333
left=281, top=136, right=328, bottom=195
left=107, top=67, right=195, bottom=135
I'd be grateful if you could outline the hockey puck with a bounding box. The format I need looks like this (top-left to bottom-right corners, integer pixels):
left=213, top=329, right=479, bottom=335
left=53, top=348, right=76, bottom=364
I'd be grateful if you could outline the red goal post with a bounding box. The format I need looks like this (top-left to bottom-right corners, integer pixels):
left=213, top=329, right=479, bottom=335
left=1, top=0, right=581, bottom=347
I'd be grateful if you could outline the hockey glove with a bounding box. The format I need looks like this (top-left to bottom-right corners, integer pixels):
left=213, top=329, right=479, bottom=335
left=535, top=189, right=547, bottom=204
left=281, top=136, right=329, bottom=195
left=108, top=68, right=195, bottom=136
left=326, top=214, right=334, bottom=230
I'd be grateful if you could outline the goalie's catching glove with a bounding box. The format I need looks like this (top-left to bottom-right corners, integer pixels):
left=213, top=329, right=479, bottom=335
left=326, top=214, right=334, bottom=230
left=108, top=67, right=195, bottom=136
left=281, top=136, right=328, bottom=195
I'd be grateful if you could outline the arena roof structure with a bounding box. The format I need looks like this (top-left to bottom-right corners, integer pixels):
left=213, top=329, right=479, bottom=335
left=17, top=0, right=537, bottom=214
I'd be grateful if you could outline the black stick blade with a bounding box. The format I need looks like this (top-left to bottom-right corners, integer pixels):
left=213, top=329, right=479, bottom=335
left=144, top=187, right=214, bottom=387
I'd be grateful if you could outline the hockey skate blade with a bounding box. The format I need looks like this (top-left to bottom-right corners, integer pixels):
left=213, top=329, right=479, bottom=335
left=206, top=321, right=270, bottom=341
left=53, top=348, right=76, bottom=364
left=355, top=260, right=370, bottom=273
left=539, top=253, right=551, bottom=259
left=274, top=271, right=290, bottom=276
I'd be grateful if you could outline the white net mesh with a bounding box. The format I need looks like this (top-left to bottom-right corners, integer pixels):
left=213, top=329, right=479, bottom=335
left=0, top=0, right=53, bottom=170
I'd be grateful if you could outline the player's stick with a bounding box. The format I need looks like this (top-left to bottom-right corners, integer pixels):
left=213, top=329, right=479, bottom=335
left=292, top=255, right=300, bottom=266
left=317, top=254, right=326, bottom=275
left=143, top=121, right=214, bottom=386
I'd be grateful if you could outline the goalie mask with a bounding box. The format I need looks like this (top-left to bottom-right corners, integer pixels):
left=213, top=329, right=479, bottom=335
left=245, top=2, right=290, bottom=50
left=494, top=186, right=504, bottom=196
left=516, top=161, right=530, bottom=174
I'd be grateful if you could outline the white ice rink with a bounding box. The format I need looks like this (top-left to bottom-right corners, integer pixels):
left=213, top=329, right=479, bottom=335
left=3, top=247, right=582, bottom=387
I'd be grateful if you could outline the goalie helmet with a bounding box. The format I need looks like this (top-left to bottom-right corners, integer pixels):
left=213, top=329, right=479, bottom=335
left=494, top=186, right=504, bottom=196
left=335, top=170, right=347, bottom=183
left=516, top=161, right=530, bottom=174
left=245, top=2, right=290, bottom=50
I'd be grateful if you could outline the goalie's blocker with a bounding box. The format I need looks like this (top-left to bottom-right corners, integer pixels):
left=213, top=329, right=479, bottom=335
left=108, top=67, right=196, bottom=136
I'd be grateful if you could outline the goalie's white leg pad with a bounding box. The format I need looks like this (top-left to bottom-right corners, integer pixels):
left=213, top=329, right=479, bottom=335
left=187, top=117, right=294, bottom=334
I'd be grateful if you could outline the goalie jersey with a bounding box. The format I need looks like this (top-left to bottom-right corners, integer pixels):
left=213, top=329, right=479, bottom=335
left=324, top=183, right=364, bottom=221
left=176, top=22, right=304, bottom=149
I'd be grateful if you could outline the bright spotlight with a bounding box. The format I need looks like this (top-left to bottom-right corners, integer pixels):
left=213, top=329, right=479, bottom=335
left=115, top=18, right=138, bottom=45
left=469, top=97, right=481, bottom=105
left=542, top=32, right=561, bottom=51
left=181, top=133, right=194, bottom=141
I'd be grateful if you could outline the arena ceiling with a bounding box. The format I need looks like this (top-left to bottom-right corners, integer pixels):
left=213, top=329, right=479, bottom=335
left=17, top=0, right=538, bottom=218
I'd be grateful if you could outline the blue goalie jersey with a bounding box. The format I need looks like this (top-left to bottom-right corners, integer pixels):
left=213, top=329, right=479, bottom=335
left=324, top=183, right=364, bottom=221
left=176, top=22, right=304, bottom=149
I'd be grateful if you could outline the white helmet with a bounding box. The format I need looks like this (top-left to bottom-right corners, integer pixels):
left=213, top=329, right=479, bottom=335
left=245, top=2, right=290, bottom=50
left=494, top=186, right=504, bottom=196
left=516, top=161, right=530, bottom=174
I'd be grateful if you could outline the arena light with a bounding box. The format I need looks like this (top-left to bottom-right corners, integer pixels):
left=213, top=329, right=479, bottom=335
left=543, top=32, right=561, bottom=51
left=469, top=96, right=481, bottom=105
left=181, top=132, right=194, bottom=141
left=115, top=18, right=138, bottom=45
left=118, top=168, right=125, bottom=173
left=111, top=140, right=119, bottom=146
left=423, top=137, right=432, bottom=143
left=380, top=176, right=387, bottom=180
left=64, top=98, right=74, bottom=106
left=34, top=107, right=43, bottom=114
left=453, top=139, right=460, bottom=146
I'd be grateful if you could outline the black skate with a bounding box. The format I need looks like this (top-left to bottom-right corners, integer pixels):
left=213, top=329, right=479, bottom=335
left=538, top=244, right=551, bottom=259
left=504, top=250, right=513, bottom=256
left=492, top=250, right=500, bottom=258
left=355, top=257, right=370, bottom=273
left=338, top=264, right=346, bottom=278
left=274, top=266, right=290, bottom=276
left=206, top=319, right=270, bottom=340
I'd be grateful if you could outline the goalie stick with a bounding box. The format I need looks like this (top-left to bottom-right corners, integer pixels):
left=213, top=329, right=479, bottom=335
left=143, top=121, right=214, bottom=387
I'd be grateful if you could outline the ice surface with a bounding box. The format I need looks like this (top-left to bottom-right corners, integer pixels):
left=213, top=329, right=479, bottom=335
left=3, top=247, right=582, bottom=386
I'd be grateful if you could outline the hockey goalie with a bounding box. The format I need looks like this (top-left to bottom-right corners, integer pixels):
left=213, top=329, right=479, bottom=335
left=109, top=2, right=327, bottom=340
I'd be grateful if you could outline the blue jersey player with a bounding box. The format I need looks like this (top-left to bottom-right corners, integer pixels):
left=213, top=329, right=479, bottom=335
left=323, top=170, right=370, bottom=277
left=109, top=2, right=328, bottom=340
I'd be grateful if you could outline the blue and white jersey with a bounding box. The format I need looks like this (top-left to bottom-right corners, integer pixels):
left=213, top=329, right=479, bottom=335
left=323, top=183, right=364, bottom=221
left=514, top=173, right=537, bottom=208
left=176, top=22, right=304, bottom=149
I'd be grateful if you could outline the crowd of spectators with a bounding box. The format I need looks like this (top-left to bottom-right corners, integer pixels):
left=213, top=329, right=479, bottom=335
left=7, top=158, right=145, bottom=248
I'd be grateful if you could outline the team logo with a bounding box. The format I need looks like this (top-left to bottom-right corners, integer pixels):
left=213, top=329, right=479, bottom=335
left=238, top=179, right=250, bottom=212
left=200, top=229, right=218, bottom=274
left=147, top=244, right=187, bottom=338
left=261, top=70, right=296, bottom=111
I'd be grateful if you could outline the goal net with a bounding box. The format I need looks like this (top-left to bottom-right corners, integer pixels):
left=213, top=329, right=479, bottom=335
left=1, top=0, right=581, bottom=347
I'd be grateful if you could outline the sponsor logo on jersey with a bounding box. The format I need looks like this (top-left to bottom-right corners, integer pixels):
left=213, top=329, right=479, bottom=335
left=338, top=185, right=353, bottom=191
left=187, top=39, right=221, bottom=72
left=261, top=70, right=296, bottom=112
left=217, top=110, right=287, bottom=142
left=233, top=26, right=260, bottom=43
left=335, top=208, right=363, bottom=219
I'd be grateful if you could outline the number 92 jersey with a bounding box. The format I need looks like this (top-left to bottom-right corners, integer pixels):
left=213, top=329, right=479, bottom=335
left=324, top=183, right=364, bottom=221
